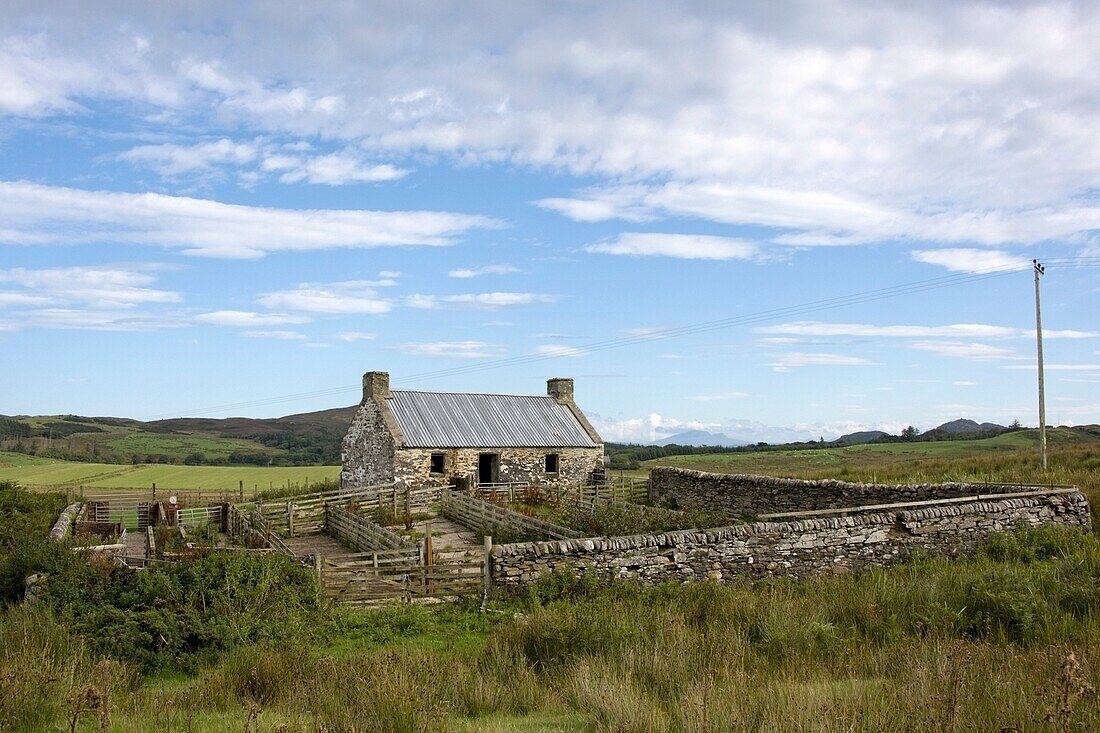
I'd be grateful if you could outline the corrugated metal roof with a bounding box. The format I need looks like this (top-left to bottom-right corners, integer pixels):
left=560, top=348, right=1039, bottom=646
left=388, top=390, right=597, bottom=448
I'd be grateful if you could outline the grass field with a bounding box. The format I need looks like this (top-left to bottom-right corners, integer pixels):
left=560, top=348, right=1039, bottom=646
left=0, top=451, right=340, bottom=491
left=644, top=427, right=1100, bottom=502
left=7, top=528, right=1100, bottom=732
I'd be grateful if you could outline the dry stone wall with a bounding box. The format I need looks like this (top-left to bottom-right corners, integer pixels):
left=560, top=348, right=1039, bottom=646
left=491, top=490, right=1091, bottom=587
left=394, top=446, right=602, bottom=487
left=650, top=467, right=1041, bottom=517
left=341, top=398, right=395, bottom=489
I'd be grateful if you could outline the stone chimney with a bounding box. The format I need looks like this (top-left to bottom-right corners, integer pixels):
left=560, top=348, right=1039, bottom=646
left=362, top=371, right=391, bottom=402
left=547, top=377, right=574, bottom=404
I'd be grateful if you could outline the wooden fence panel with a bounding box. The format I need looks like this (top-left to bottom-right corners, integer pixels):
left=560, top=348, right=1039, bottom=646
left=320, top=556, right=484, bottom=605
left=324, top=504, right=417, bottom=553
left=254, top=484, right=442, bottom=537
left=441, top=488, right=580, bottom=540
left=177, top=505, right=223, bottom=528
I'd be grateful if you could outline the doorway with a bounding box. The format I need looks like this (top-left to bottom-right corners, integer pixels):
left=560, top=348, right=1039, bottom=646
left=478, top=453, right=499, bottom=484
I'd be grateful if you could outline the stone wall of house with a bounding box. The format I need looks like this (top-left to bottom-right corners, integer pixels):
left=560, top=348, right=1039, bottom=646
left=491, top=490, right=1091, bottom=587
left=340, top=399, right=395, bottom=489
left=649, top=467, right=1039, bottom=517
left=394, top=446, right=603, bottom=487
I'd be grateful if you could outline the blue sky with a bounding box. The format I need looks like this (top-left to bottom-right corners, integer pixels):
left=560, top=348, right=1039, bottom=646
left=1, top=1, right=1098, bottom=443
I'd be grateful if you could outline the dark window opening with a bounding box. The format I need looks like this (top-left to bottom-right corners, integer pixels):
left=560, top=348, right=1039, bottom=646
left=545, top=453, right=559, bottom=473
left=429, top=452, right=445, bottom=474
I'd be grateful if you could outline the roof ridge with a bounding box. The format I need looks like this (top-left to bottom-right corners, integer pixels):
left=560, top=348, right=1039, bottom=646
left=390, top=389, right=552, bottom=399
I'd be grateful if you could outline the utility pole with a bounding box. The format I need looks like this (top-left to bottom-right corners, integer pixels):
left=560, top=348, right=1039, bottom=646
left=1033, top=260, right=1047, bottom=472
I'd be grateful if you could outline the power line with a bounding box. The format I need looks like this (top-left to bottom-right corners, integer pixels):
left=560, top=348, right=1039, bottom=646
left=144, top=256, right=1098, bottom=419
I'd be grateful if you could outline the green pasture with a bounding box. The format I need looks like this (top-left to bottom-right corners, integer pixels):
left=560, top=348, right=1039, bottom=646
left=101, top=431, right=279, bottom=460
left=0, top=451, right=339, bottom=490
left=645, top=427, right=1100, bottom=502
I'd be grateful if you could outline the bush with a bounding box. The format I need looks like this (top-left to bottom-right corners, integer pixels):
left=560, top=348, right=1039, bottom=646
left=34, top=551, right=331, bottom=671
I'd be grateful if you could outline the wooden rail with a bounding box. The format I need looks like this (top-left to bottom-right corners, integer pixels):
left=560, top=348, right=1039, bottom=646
left=176, top=505, right=223, bottom=528
left=226, top=503, right=252, bottom=543
left=321, top=557, right=484, bottom=605
left=252, top=483, right=441, bottom=537
left=324, top=503, right=417, bottom=553
left=442, top=488, right=580, bottom=540
left=249, top=510, right=295, bottom=557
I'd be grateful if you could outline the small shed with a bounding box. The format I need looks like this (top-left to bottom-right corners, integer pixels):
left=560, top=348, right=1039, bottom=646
left=341, top=372, right=606, bottom=489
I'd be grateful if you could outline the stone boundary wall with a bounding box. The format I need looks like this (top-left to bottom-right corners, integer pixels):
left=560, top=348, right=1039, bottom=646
left=649, top=467, right=1054, bottom=517
left=49, top=503, right=81, bottom=541
left=491, top=490, right=1090, bottom=587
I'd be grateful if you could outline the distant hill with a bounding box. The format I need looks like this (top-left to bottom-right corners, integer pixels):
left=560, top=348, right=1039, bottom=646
left=654, top=430, right=747, bottom=447
left=932, top=418, right=1007, bottom=435
left=833, top=430, right=890, bottom=445
left=920, top=418, right=1009, bottom=441
left=0, top=406, right=359, bottom=466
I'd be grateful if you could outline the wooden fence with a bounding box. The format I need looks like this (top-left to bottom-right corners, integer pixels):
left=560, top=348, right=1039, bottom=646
left=320, top=554, right=485, bottom=605
left=253, top=483, right=441, bottom=537
left=477, top=480, right=648, bottom=508
left=76, top=487, right=244, bottom=506
left=248, top=510, right=295, bottom=557
left=442, top=488, right=580, bottom=540
left=176, top=505, right=224, bottom=528
left=77, top=500, right=151, bottom=531
left=226, top=503, right=252, bottom=543
left=324, top=503, right=418, bottom=556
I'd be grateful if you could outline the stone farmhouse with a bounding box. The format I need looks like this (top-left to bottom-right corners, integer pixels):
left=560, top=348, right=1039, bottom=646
left=341, top=372, right=605, bottom=489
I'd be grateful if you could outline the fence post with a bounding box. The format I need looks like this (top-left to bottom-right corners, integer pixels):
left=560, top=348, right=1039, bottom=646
left=239, top=480, right=244, bottom=501
left=287, top=501, right=294, bottom=537
left=483, top=535, right=492, bottom=598
left=424, top=519, right=433, bottom=597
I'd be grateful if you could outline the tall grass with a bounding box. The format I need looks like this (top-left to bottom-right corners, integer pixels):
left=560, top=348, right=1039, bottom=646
left=4, top=525, right=1087, bottom=732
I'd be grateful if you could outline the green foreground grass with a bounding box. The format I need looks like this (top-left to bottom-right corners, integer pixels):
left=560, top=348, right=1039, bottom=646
left=4, top=476, right=1100, bottom=732
left=6, top=528, right=1100, bottom=732
left=0, top=451, right=340, bottom=491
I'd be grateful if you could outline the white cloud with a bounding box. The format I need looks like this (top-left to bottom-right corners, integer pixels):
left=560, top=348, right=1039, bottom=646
left=0, top=265, right=180, bottom=309
left=10, top=308, right=182, bottom=331
left=378, top=270, right=402, bottom=278
left=119, top=139, right=258, bottom=176
left=910, top=341, right=1023, bottom=361
left=6, top=6, right=1100, bottom=253
left=0, top=292, right=55, bottom=307
left=258, top=282, right=392, bottom=314
left=688, top=391, right=749, bottom=401
left=586, top=233, right=756, bottom=260
left=589, top=412, right=721, bottom=444
left=261, top=149, right=408, bottom=185
left=911, top=248, right=1027, bottom=274
left=756, top=321, right=1098, bottom=340
left=533, top=344, right=586, bottom=358
left=242, top=330, right=306, bottom=340
left=194, top=310, right=310, bottom=327
left=766, top=352, right=876, bottom=371
left=406, top=292, right=555, bottom=310
left=447, top=264, right=521, bottom=278
left=0, top=265, right=184, bottom=331
left=387, top=341, right=506, bottom=359
left=954, top=380, right=977, bottom=386
left=0, top=181, right=500, bottom=259
left=337, top=331, right=377, bottom=341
